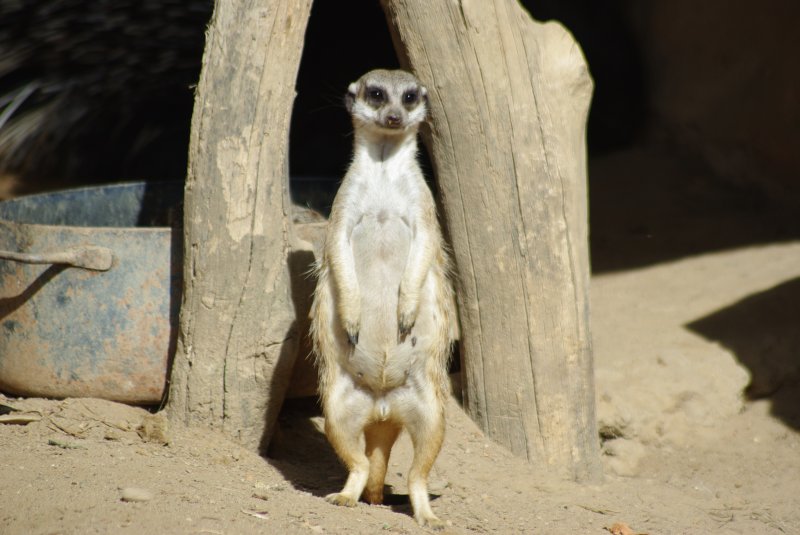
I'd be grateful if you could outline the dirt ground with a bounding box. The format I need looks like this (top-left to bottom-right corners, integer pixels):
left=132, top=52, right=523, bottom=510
left=2, top=145, right=799, bottom=534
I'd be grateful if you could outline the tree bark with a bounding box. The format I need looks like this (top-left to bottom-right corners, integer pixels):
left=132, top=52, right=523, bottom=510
left=167, top=0, right=312, bottom=452
left=382, top=0, right=601, bottom=481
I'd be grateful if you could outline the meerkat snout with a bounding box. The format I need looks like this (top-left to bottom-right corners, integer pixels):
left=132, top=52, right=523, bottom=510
left=385, top=111, right=402, bottom=129
left=345, top=69, right=428, bottom=133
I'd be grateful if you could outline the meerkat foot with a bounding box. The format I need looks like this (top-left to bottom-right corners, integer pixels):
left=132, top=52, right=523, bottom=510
left=416, top=513, right=446, bottom=530
left=325, top=493, right=359, bottom=507
left=362, top=487, right=384, bottom=505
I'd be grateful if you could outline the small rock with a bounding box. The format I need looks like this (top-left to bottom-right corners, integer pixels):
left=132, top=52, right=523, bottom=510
left=120, top=487, right=154, bottom=502
left=136, top=412, right=169, bottom=445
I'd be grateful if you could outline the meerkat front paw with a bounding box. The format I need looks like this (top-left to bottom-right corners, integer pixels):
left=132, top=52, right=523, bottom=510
left=347, top=330, right=359, bottom=346
left=340, top=299, right=361, bottom=346
left=398, top=313, right=415, bottom=343
left=397, top=291, right=419, bottom=342
left=343, top=317, right=360, bottom=346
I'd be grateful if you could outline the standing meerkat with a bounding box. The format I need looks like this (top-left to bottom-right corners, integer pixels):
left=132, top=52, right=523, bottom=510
left=310, top=69, right=457, bottom=529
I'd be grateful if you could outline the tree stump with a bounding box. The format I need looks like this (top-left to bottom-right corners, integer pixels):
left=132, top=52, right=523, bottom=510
left=382, top=0, right=602, bottom=481
left=167, top=0, right=313, bottom=452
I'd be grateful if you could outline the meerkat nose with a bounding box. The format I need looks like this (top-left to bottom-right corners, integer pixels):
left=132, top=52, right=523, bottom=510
left=386, top=113, right=402, bottom=128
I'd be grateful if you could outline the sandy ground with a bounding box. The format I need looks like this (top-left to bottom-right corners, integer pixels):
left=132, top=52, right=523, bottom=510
left=2, top=145, right=799, bottom=534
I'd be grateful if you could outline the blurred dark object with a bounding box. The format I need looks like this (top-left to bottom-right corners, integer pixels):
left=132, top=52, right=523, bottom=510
left=0, top=1, right=212, bottom=194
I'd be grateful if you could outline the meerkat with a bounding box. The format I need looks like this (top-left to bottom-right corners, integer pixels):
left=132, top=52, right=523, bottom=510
left=310, top=69, right=458, bottom=529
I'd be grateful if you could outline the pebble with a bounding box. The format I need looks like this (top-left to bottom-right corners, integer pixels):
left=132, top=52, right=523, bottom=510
left=120, top=487, right=154, bottom=502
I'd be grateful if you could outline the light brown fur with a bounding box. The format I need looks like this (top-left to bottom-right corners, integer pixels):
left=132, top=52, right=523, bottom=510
left=310, top=69, right=457, bottom=529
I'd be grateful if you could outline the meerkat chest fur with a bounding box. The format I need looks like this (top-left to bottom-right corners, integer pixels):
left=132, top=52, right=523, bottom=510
left=345, top=135, right=424, bottom=268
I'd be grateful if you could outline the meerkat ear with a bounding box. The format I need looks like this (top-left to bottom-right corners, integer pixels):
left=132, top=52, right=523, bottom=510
left=345, top=82, right=359, bottom=113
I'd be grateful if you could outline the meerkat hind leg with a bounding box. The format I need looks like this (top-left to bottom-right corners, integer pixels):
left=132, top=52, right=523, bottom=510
left=407, top=405, right=446, bottom=529
left=324, top=400, right=371, bottom=507
left=363, top=421, right=402, bottom=504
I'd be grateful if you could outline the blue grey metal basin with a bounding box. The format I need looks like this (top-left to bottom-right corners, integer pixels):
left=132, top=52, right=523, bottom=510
left=0, top=182, right=182, bottom=404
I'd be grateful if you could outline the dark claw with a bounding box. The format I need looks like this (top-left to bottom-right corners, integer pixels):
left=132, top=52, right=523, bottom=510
left=347, top=331, right=359, bottom=346
left=397, top=321, right=413, bottom=344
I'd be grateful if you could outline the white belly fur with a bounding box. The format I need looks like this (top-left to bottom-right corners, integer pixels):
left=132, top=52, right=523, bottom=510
left=342, top=210, right=434, bottom=393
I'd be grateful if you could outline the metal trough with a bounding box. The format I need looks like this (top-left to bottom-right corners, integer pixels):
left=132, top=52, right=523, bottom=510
left=0, top=182, right=182, bottom=404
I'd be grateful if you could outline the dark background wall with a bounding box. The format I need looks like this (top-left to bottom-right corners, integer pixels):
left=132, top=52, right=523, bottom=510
left=0, top=1, right=796, bottom=222
left=623, top=0, right=800, bottom=206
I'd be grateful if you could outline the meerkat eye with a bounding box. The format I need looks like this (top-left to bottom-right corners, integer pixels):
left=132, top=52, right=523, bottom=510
left=366, top=87, right=385, bottom=103
left=403, top=90, right=419, bottom=105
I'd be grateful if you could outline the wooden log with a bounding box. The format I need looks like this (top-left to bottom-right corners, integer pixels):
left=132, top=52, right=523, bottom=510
left=167, top=0, right=313, bottom=452
left=381, top=0, right=602, bottom=481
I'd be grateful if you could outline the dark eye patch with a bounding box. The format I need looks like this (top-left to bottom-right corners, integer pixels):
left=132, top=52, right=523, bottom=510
left=403, top=89, right=419, bottom=105
left=366, top=86, right=386, bottom=105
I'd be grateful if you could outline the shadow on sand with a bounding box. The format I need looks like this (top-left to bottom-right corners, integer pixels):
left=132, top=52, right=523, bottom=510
left=687, top=277, right=800, bottom=430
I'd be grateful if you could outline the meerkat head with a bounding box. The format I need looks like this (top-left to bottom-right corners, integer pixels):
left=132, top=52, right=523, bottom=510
left=345, top=69, right=428, bottom=135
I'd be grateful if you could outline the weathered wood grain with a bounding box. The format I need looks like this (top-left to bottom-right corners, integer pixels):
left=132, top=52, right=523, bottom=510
left=167, top=0, right=313, bottom=452
left=381, top=0, right=601, bottom=481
